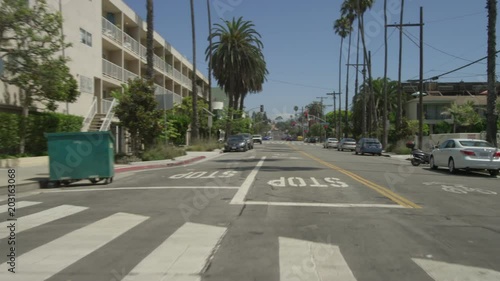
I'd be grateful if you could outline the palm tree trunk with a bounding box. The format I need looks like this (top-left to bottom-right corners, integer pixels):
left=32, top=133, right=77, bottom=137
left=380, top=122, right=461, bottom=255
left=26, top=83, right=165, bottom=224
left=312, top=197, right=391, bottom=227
left=345, top=32, right=352, bottom=138
left=190, top=0, right=199, bottom=141
left=338, top=36, right=343, bottom=138
left=359, top=13, right=377, bottom=136
left=383, top=0, right=388, bottom=147
left=206, top=0, right=213, bottom=112
left=146, top=0, right=154, bottom=80
left=486, top=0, right=498, bottom=146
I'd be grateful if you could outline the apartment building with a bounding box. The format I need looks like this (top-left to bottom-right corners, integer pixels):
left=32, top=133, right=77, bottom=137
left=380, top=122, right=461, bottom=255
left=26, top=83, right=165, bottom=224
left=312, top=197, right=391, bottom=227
left=0, top=0, right=210, bottom=152
left=403, top=81, right=494, bottom=133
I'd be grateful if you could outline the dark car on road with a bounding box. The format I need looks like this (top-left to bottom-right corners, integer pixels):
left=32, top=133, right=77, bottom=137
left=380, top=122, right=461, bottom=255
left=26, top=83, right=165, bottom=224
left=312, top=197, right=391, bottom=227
left=223, top=135, right=249, bottom=152
left=355, top=138, right=383, bottom=156
left=237, top=133, right=254, bottom=150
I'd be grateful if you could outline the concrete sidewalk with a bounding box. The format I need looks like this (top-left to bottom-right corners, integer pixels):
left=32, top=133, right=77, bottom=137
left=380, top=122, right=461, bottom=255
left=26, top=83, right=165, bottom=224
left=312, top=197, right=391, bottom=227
left=0, top=150, right=222, bottom=190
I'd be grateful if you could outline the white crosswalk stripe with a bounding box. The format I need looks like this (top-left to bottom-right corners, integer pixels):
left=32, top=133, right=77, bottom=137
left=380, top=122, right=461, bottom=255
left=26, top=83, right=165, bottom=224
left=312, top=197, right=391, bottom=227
left=122, top=222, right=227, bottom=281
left=2, top=202, right=500, bottom=281
left=279, top=237, right=357, bottom=281
left=0, top=204, right=88, bottom=239
left=0, top=201, right=41, bottom=214
left=0, top=212, right=148, bottom=281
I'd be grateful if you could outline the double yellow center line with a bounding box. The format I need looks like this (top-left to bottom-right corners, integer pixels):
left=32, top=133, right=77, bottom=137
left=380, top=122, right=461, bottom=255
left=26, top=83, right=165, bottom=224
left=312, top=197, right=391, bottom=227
left=294, top=148, right=421, bottom=209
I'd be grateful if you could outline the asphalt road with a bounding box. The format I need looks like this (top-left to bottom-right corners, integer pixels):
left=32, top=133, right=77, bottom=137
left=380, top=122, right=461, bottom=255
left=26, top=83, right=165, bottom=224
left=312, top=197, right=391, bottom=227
left=0, top=141, right=499, bottom=281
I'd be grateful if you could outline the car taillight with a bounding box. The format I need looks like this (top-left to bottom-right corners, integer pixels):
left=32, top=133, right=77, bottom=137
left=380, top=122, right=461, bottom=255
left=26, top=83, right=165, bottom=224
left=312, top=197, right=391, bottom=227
left=494, top=152, right=500, bottom=158
left=460, top=150, right=476, bottom=156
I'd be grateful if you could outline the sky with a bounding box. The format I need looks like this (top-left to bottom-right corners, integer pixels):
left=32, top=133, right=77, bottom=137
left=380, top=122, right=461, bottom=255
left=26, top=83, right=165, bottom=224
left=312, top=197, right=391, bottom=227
left=123, top=0, right=499, bottom=119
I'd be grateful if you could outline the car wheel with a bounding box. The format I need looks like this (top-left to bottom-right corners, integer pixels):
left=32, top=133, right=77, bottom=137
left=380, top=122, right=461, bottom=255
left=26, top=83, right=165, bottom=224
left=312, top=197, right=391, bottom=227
left=448, top=158, right=457, bottom=174
left=429, top=156, right=438, bottom=170
left=488, top=169, right=499, bottom=177
left=355, top=151, right=358, bottom=155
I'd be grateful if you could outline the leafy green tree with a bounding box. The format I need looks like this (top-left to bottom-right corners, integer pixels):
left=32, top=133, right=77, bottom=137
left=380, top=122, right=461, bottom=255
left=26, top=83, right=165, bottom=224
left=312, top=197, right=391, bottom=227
left=112, top=79, right=163, bottom=154
left=0, top=0, right=79, bottom=153
left=206, top=17, right=268, bottom=138
left=443, top=101, right=482, bottom=133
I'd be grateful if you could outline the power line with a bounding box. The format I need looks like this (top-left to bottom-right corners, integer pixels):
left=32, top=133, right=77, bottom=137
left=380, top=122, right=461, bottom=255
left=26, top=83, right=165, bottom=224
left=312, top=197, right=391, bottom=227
left=268, top=78, right=332, bottom=90
left=372, top=27, right=397, bottom=56
left=426, top=50, right=500, bottom=80
left=401, top=29, right=420, bottom=48
left=427, top=11, right=485, bottom=24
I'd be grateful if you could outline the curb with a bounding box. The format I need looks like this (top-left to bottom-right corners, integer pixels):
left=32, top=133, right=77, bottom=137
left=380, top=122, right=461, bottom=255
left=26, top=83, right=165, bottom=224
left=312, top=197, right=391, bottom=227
left=115, top=156, right=206, bottom=173
left=0, top=156, right=207, bottom=190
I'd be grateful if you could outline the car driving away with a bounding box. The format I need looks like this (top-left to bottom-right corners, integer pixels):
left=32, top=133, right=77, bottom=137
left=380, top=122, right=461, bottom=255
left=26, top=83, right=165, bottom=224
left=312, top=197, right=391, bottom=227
left=223, top=135, right=249, bottom=152
left=429, top=138, right=500, bottom=176
left=338, top=138, right=356, bottom=151
left=252, top=135, right=263, bottom=144
left=323, top=138, right=339, bottom=149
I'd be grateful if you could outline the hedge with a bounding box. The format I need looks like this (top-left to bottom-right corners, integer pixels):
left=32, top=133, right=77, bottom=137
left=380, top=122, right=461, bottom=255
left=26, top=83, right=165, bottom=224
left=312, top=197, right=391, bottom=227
left=0, top=111, right=83, bottom=156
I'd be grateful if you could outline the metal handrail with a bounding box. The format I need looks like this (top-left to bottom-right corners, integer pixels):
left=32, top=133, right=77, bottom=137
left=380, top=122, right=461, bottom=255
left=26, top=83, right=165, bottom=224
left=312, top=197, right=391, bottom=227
left=81, top=97, right=97, bottom=132
left=100, top=98, right=117, bottom=131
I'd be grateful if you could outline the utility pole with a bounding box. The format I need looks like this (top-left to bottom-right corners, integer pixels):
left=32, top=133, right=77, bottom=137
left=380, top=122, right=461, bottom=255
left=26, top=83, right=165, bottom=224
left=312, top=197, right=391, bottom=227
left=387, top=6, right=424, bottom=149
left=362, top=56, right=367, bottom=137
left=326, top=92, right=340, bottom=138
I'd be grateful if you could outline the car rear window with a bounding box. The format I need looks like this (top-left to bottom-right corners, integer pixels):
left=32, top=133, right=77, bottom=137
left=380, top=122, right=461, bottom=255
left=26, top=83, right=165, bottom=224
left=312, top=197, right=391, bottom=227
left=459, top=140, right=494, bottom=147
left=345, top=138, right=355, bottom=142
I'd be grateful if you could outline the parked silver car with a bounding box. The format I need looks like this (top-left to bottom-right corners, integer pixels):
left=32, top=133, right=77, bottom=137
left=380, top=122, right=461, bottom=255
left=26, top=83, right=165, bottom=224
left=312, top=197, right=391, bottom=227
left=323, top=138, right=339, bottom=149
left=429, top=139, right=500, bottom=176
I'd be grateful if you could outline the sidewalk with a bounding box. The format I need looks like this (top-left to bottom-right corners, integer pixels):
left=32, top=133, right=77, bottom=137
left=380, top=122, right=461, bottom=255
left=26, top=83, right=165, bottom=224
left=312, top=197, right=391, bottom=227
left=0, top=150, right=222, bottom=189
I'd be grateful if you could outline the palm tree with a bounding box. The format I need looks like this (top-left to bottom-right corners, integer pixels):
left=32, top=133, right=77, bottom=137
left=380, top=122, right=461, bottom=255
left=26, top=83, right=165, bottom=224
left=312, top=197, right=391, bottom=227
left=382, top=0, right=388, bottom=147
left=334, top=16, right=352, bottom=138
left=206, top=17, right=268, bottom=136
left=145, top=0, right=154, bottom=80
left=345, top=0, right=375, bottom=133
left=486, top=0, right=497, bottom=146
left=189, top=0, right=199, bottom=141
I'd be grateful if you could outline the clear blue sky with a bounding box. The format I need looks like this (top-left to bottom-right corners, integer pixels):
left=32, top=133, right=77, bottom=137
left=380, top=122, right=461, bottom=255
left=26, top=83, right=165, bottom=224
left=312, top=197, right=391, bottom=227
left=123, top=0, right=498, bottom=119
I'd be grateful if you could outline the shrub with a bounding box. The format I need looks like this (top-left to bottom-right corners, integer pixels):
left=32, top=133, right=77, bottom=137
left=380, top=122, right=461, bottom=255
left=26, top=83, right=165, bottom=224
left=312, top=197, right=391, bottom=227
left=185, top=140, right=223, bottom=151
left=0, top=111, right=83, bottom=156
left=141, top=144, right=186, bottom=161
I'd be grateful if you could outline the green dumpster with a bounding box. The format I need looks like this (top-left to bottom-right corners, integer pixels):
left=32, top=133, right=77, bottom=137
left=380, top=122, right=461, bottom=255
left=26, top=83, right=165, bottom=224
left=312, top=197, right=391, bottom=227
left=44, top=131, right=115, bottom=186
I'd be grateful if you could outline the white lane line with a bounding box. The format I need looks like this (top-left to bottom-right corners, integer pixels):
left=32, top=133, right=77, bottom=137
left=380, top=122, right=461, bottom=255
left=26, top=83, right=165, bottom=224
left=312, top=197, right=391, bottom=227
left=0, top=201, right=41, bottom=214
left=0, top=212, right=148, bottom=281
left=43, top=186, right=239, bottom=193
left=230, top=156, right=266, bottom=204
left=0, top=205, right=88, bottom=239
left=279, top=237, right=357, bottom=281
left=122, top=222, right=227, bottom=281
left=412, top=258, right=500, bottom=281
left=244, top=201, right=405, bottom=208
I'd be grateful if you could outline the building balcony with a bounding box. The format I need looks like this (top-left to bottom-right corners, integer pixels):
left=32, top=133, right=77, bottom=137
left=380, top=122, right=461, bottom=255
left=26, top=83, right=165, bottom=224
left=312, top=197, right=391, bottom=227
left=123, top=32, right=140, bottom=56
left=123, top=69, right=139, bottom=82
left=154, top=85, right=183, bottom=110
left=102, top=59, right=123, bottom=81
left=102, top=17, right=122, bottom=44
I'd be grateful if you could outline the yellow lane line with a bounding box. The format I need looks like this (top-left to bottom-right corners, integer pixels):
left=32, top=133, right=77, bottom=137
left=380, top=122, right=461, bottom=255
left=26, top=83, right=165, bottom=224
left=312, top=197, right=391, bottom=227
left=291, top=146, right=421, bottom=209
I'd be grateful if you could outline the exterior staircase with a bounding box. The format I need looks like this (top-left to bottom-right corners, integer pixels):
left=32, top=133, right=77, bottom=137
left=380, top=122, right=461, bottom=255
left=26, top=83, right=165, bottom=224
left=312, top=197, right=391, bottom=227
left=88, top=113, right=106, bottom=131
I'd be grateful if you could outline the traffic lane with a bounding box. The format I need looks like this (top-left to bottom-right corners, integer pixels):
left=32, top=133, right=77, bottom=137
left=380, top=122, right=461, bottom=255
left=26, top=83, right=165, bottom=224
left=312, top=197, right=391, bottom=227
left=237, top=143, right=402, bottom=207
left=205, top=204, right=500, bottom=281
left=105, top=150, right=259, bottom=188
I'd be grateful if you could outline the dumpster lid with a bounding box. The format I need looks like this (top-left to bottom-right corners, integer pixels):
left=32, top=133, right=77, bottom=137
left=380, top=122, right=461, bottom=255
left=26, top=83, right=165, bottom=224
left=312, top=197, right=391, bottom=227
left=45, top=131, right=115, bottom=142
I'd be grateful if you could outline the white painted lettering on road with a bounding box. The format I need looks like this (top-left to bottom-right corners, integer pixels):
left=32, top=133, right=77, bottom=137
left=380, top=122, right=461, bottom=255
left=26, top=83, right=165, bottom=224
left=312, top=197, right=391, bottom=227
left=423, top=182, right=497, bottom=195
left=170, top=170, right=238, bottom=179
left=268, top=177, right=349, bottom=188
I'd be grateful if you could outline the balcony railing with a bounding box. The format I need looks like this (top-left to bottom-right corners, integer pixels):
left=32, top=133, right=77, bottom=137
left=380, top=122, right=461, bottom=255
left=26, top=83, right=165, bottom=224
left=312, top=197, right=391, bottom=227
left=154, top=85, right=183, bottom=110
left=154, top=54, right=165, bottom=72
left=165, top=63, right=173, bottom=75
left=123, top=32, right=140, bottom=56
left=102, top=59, right=123, bottom=81
left=102, top=17, right=122, bottom=44
left=123, top=69, right=139, bottom=82
left=173, top=69, right=182, bottom=81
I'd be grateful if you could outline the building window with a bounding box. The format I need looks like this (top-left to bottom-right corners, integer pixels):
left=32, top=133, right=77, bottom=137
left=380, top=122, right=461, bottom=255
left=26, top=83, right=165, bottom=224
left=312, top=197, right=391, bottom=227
left=79, top=75, right=94, bottom=94
left=80, top=28, right=92, bottom=47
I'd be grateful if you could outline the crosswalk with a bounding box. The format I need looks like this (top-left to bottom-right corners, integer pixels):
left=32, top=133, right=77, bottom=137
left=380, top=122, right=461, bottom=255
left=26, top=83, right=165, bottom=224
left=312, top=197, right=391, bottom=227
left=263, top=141, right=322, bottom=146
left=1, top=201, right=499, bottom=280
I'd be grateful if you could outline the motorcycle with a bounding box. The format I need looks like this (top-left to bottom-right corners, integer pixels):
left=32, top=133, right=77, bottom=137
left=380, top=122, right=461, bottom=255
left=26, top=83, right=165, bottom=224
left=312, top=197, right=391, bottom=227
left=410, top=148, right=430, bottom=166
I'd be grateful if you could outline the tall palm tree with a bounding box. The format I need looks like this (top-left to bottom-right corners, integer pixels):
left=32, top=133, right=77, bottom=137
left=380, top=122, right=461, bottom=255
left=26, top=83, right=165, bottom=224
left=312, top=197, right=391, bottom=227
left=145, top=0, right=154, bottom=80
left=396, top=0, right=405, bottom=130
left=486, top=0, right=497, bottom=146
left=206, top=0, right=213, bottom=111
left=190, top=0, right=199, bottom=140
left=382, top=0, right=388, bottom=147
left=206, top=17, right=268, bottom=136
left=334, top=16, right=352, bottom=138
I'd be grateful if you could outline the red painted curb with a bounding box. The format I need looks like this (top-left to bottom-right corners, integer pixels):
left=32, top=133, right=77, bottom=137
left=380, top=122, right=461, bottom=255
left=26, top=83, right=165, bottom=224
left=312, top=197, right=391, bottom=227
left=114, top=156, right=206, bottom=174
